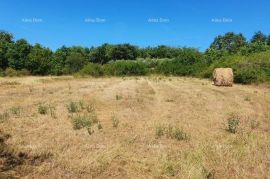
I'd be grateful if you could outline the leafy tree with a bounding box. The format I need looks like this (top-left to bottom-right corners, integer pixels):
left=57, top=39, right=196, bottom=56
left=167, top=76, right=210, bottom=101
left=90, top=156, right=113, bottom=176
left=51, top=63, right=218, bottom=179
left=64, top=52, right=87, bottom=74
left=69, top=46, right=89, bottom=59
left=251, top=31, right=268, bottom=44
left=111, top=44, right=138, bottom=60
left=90, top=43, right=113, bottom=64
left=155, top=45, right=173, bottom=58
left=0, top=31, right=14, bottom=69
left=27, top=44, right=53, bottom=75
left=209, top=32, right=247, bottom=54
left=176, top=48, right=204, bottom=65
left=138, top=47, right=151, bottom=58
left=51, top=46, right=70, bottom=75
left=7, top=39, right=32, bottom=70
left=51, top=46, right=89, bottom=75
left=267, top=35, right=270, bottom=46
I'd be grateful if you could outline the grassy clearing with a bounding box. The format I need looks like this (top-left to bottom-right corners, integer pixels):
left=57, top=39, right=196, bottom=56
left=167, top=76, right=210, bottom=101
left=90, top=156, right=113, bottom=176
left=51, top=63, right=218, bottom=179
left=0, top=76, right=269, bottom=178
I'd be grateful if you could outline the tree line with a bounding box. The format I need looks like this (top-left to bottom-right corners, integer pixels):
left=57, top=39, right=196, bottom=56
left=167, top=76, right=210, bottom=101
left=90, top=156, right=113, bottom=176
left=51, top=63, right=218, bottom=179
left=1, top=30, right=270, bottom=76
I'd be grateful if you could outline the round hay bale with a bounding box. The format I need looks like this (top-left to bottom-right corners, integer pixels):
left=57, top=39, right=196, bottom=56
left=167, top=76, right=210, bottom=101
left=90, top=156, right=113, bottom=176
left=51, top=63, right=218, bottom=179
left=213, top=68, right=233, bottom=86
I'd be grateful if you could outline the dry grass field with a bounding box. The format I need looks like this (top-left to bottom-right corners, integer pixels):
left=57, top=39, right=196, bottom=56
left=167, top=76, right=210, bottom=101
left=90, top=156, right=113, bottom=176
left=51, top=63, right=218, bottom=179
left=0, top=76, right=269, bottom=178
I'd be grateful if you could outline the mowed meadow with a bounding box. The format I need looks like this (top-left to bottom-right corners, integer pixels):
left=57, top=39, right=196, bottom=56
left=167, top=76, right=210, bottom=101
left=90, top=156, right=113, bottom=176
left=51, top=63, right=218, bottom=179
left=0, top=76, right=269, bottom=178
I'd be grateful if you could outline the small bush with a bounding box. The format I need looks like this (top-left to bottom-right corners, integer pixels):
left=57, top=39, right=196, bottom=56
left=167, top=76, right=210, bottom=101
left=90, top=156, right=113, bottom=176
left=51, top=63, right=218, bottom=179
left=3, top=68, right=30, bottom=77
left=155, top=125, right=165, bottom=138
left=17, top=69, right=30, bottom=76
left=173, top=128, right=189, bottom=141
left=104, top=60, right=147, bottom=76
left=67, top=101, right=79, bottom=113
left=4, top=68, right=18, bottom=77
left=10, top=106, right=21, bottom=117
left=78, top=63, right=104, bottom=77
left=38, top=103, right=48, bottom=115
left=234, top=68, right=262, bottom=84
left=156, top=124, right=189, bottom=141
left=227, top=117, right=240, bottom=133
left=72, top=115, right=93, bottom=130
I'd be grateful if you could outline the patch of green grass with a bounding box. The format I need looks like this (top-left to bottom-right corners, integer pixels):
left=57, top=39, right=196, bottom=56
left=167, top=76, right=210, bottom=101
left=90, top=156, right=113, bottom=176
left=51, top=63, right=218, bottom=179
left=163, top=161, right=176, bottom=176
left=173, top=128, right=189, bottom=141
left=72, top=113, right=98, bottom=130
left=227, top=116, right=240, bottom=134
left=72, top=115, right=93, bottom=130
left=10, top=106, right=21, bottom=117
left=38, top=103, right=48, bottom=115
left=67, top=101, right=79, bottom=113
left=156, top=124, right=189, bottom=141
left=155, top=125, right=165, bottom=139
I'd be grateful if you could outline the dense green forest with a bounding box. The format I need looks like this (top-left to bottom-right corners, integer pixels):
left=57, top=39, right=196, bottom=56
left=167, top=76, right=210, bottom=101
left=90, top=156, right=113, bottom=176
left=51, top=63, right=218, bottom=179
left=0, top=30, right=270, bottom=84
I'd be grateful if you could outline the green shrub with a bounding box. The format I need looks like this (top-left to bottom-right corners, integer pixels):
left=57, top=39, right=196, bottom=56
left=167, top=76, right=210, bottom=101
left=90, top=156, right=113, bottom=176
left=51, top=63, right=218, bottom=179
left=17, top=69, right=30, bottom=76
left=173, top=128, right=189, bottom=141
left=72, top=115, right=93, bottom=130
left=155, top=125, right=165, bottom=138
left=4, top=68, right=18, bottom=77
left=227, top=117, right=240, bottom=133
left=67, top=101, right=79, bottom=113
left=104, top=60, right=147, bottom=76
left=72, top=113, right=98, bottom=130
left=234, top=68, right=261, bottom=84
left=78, top=63, right=104, bottom=77
left=38, top=103, right=48, bottom=115
left=10, top=106, right=21, bottom=117
left=3, top=68, right=30, bottom=77
left=156, top=58, right=206, bottom=76
left=155, top=124, right=189, bottom=141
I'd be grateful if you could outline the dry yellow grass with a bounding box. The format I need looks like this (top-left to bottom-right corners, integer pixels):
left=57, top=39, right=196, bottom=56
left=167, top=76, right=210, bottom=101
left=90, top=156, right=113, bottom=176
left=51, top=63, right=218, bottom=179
left=0, top=76, right=269, bottom=178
